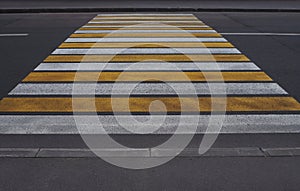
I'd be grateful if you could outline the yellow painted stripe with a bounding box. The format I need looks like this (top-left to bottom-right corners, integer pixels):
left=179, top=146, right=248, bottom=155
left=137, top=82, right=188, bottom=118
left=92, top=18, right=199, bottom=21
left=59, top=42, right=234, bottom=48
left=94, top=16, right=197, bottom=20
left=95, top=15, right=196, bottom=17
left=0, top=97, right=299, bottom=112
left=44, top=55, right=249, bottom=62
left=89, top=21, right=203, bottom=24
left=79, top=27, right=213, bottom=30
left=85, top=23, right=207, bottom=26
left=22, top=72, right=272, bottom=82
left=70, top=33, right=221, bottom=38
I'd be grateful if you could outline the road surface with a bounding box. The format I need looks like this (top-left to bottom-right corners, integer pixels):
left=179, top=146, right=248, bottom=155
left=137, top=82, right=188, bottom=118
left=0, top=12, right=300, bottom=190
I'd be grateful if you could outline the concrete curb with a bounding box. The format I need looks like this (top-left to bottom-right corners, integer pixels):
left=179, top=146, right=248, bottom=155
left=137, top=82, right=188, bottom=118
left=262, top=148, right=300, bottom=157
left=1, top=147, right=300, bottom=158
left=37, top=148, right=150, bottom=158
left=151, top=147, right=265, bottom=157
left=0, top=148, right=39, bottom=157
left=0, top=8, right=300, bottom=14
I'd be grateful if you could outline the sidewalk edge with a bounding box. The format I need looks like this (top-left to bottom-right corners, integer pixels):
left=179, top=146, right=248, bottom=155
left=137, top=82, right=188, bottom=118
left=1, top=147, right=300, bottom=158
left=1, top=8, right=300, bottom=14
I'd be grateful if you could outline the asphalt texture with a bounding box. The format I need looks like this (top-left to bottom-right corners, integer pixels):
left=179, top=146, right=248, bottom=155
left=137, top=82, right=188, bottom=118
left=1, top=157, right=300, bottom=191
left=0, top=12, right=300, bottom=190
left=0, top=13, right=92, bottom=99
left=0, top=12, right=300, bottom=146
left=1, top=12, right=300, bottom=101
left=1, top=0, right=300, bottom=11
left=197, top=12, right=300, bottom=102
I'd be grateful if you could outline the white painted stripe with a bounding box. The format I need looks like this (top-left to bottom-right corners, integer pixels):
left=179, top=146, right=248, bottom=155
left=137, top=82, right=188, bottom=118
left=75, top=30, right=217, bottom=33
left=34, top=62, right=260, bottom=71
left=97, top=14, right=194, bottom=16
left=82, top=25, right=210, bottom=28
left=221, top=33, right=300, bottom=36
left=88, top=21, right=204, bottom=24
left=0, top=115, right=299, bottom=134
left=0, top=33, right=28, bottom=37
left=92, top=19, right=198, bottom=21
left=65, top=37, right=227, bottom=43
left=9, top=83, right=287, bottom=95
left=52, top=48, right=240, bottom=55
left=94, top=16, right=196, bottom=18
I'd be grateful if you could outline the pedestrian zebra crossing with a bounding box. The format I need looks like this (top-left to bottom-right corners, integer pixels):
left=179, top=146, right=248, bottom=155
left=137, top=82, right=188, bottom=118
left=0, top=13, right=300, bottom=134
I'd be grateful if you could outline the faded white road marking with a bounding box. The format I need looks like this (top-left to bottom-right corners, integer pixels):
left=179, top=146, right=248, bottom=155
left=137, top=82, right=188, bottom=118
left=221, top=33, right=300, bottom=36
left=75, top=30, right=217, bottom=33
left=52, top=48, right=240, bottom=55
left=9, top=83, right=287, bottom=95
left=34, top=62, right=260, bottom=71
left=65, top=37, right=227, bottom=43
left=0, top=33, right=28, bottom=37
left=0, top=115, right=300, bottom=134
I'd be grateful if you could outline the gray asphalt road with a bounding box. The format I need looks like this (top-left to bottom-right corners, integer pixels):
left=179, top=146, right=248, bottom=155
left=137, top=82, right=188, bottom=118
left=1, top=12, right=300, bottom=101
left=0, top=13, right=92, bottom=99
left=196, top=12, right=300, bottom=101
left=0, top=12, right=300, bottom=190
left=1, top=157, right=300, bottom=191
left=0, top=12, right=300, bottom=148
left=1, top=0, right=300, bottom=11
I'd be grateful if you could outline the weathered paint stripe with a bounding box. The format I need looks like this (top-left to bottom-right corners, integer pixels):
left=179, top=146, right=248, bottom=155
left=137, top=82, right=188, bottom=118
left=34, top=62, right=260, bottom=71
left=83, top=25, right=210, bottom=28
left=222, top=32, right=300, bottom=36
left=74, top=30, right=217, bottom=33
left=52, top=48, right=240, bottom=55
left=0, top=97, right=299, bottom=112
left=65, top=37, right=227, bottom=43
left=1, top=114, right=300, bottom=134
left=44, top=55, right=248, bottom=62
left=84, top=24, right=209, bottom=27
left=70, top=33, right=221, bottom=38
left=79, top=27, right=214, bottom=30
left=22, top=72, right=271, bottom=82
left=0, top=33, right=29, bottom=37
left=59, top=42, right=234, bottom=48
left=96, top=14, right=194, bottom=16
left=88, top=21, right=204, bottom=24
left=94, top=16, right=197, bottom=19
left=92, top=18, right=198, bottom=21
left=95, top=15, right=195, bottom=17
left=9, top=83, right=287, bottom=95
